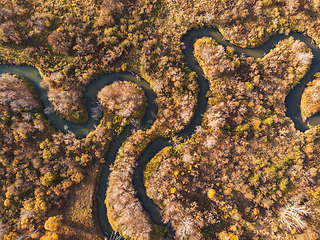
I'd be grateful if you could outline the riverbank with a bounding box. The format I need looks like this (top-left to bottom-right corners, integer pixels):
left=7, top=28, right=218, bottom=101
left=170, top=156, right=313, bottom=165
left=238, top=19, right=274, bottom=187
left=143, top=33, right=320, bottom=239
left=2, top=0, right=320, bottom=238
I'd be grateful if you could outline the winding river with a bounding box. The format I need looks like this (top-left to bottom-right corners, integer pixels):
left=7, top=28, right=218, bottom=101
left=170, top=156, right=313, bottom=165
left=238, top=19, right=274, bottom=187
left=1, top=28, right=320, bottom=238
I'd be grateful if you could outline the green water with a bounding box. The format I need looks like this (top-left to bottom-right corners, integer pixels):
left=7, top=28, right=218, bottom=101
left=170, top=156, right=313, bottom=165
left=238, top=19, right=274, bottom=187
left=1, top=27, right=320, bottom=238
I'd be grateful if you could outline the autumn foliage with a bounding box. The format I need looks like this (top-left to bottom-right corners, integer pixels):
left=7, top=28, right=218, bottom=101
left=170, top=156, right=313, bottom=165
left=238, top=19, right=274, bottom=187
left=301, top=76, right=320, bottom=121
left=2, top=0, right=320, bottom=239
left=98, top=81, right=146, bottom=118
left=144, top=37, right=320, bottom=239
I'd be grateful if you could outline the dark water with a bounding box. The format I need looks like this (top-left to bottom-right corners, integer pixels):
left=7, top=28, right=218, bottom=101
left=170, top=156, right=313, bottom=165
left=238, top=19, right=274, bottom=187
left=1, top=28, right=320, bottom=238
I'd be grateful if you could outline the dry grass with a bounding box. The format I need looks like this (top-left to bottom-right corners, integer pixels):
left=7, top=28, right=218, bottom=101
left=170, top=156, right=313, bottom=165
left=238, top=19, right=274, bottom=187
left=58, top=162, right=104, bottom=240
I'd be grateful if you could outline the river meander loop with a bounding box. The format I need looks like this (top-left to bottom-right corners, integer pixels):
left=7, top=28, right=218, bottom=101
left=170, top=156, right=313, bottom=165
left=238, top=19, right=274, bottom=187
left=1, top=28, right=320, bottom=238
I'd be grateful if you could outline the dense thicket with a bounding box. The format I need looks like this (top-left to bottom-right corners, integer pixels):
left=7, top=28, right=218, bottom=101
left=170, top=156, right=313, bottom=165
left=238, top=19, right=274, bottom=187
left=97, top=81, right=146, bottom=118
left=0, top=74, right=147, bottom=239
left=144, top=37, right=320, bottom=239
left=301, top=75, right=320, bottom=121
left=2, top=0, right=320, bottom=239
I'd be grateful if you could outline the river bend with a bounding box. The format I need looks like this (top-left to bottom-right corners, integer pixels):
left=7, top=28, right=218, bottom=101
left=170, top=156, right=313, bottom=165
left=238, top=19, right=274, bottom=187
left=1, top=28, right=320, bottom=238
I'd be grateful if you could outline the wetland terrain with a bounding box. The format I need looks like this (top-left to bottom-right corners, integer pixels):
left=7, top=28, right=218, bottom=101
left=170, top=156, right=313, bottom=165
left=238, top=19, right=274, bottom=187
left=2, top=0, right=320, bottom=239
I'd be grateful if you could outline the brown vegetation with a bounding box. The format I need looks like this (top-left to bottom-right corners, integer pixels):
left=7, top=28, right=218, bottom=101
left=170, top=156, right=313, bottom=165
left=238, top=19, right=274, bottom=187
left=2, top=0, right=320, bottom=238
left=0, top=74, right=145, bottom=239
left=144, top=37, right=320, bottom=239
left=106, top=124, right=167, bottom=239
left=106, top=130, right=155, bottom=239
left=301, top=75, right=320, bottom=121
left=0, top=73, right=39, bottom=111
left=98, top=81, right=146, bottom=118
left=1, top=0, right=320, bottom=127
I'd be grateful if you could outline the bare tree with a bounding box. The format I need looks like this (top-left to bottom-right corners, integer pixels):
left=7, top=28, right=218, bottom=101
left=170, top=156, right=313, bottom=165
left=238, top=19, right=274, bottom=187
left=20, top=208, right=35, bottom=221
left=176, top=217, right=196, bottom=240
left=91, top=102, right=102, bottom=120
left=279, top=199, right=311, bottom=231
left=107, top=231, right=122, bottom=240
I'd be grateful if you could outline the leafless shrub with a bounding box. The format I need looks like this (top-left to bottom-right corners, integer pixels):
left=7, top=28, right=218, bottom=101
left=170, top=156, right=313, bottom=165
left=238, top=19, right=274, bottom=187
left=0, top=74, right=39, bottom=111
left=47, top=89, right=79, bottom=115
left=0, top=9, right=13, bottom=21
left=279, top=199, right=311, bottom=231
left=91, top=102, right=102, bottom=120
left=20, top=208, right=35, bottom=221
left=27, top=14, right=53, bottom=34
left=22, top=112, right=32, bottom=121
left=175, top=217, right=200, bottom=240
left=107, top=231, right=122, bottom=240
left=98, top=81, right=145, bottom=118
left=0, top=21, right=21, bottom=43
left=130, top=118, right=142, bottom=128
left=43, top=106, right=53, bottom=115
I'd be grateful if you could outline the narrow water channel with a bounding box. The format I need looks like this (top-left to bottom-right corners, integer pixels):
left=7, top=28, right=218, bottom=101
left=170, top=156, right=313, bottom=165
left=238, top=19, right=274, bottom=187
left=1, top=28, right=320, bottom=238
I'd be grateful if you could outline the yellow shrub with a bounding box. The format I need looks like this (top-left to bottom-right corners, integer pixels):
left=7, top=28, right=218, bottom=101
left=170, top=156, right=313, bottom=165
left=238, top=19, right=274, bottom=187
left=207, top=189, right=216, bottom=199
